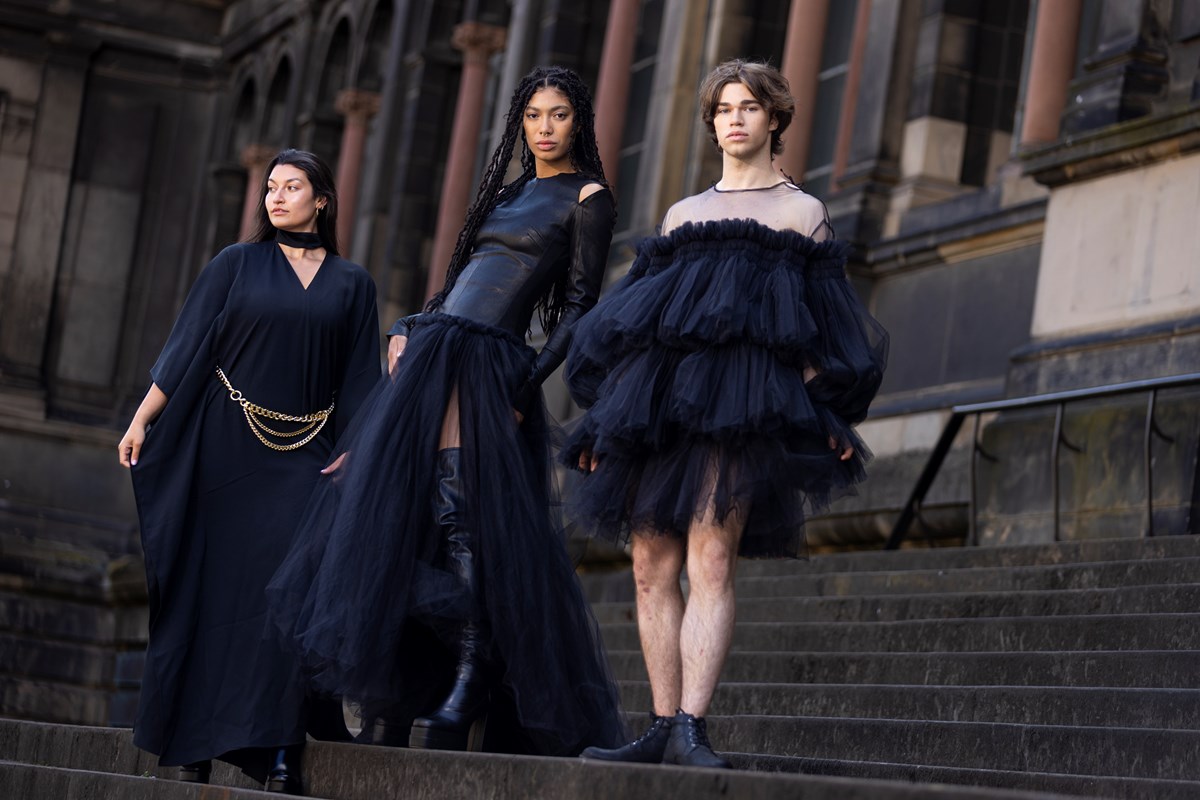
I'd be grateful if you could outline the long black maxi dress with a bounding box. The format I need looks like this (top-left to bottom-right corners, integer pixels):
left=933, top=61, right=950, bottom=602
left=267, top=171, right=627, bottom=756
left=561, top=184, right=889, bottom=558
left=130, top=240, right=381, bottom=777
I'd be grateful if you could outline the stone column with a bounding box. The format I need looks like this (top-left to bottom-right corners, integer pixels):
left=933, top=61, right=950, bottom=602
left=334, top=88, right=382, bottom=253
left=1020, top=0, right=1082, bottom=144
left=425, top=21, right=507, bottom=300
left=831, top=0, right=871, bottom=189
left=594, top=0, right=642, bottom=186
left=1061, top=0, right=1168, bottom=135
left=0, top=35, right=94, bottom=398
left=778, top=0, right=830, bottom=182
left=237, top=144, right=275, bottom=242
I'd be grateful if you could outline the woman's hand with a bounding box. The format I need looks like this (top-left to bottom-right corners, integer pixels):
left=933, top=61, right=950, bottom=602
left=118, top=384, right=168, bottom=468
left=387, top=335, right=408, bottom=374
left=321, top=452, right=348, bottom=475
left=578, top=449, right=600, bottom=472
left=513, top=408, right=525, bottom=426
left=117, top=421, right=147, bottom=468
left=829, top=436, right=854, bottom=461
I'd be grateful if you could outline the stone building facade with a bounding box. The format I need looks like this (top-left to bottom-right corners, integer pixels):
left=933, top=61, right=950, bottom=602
left=1, top=0, right=1198, bottom=726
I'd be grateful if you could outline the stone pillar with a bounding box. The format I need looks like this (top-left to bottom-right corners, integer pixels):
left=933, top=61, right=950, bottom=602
left=334, top=89, right=382, bottom=253
left=778, top=0, right=830, bottom=181
left=237, top=144, right=275, bottom=242
left=1061, top=0, right=1169, bottom=135
left=1020, top=0, right=1082, bottom=144
left=594, top=0, right=642, bottom=186
left=0, top=35, right=94, bottom=399
left=425, top=21, right=507, bottom=300
left=831, top=0, right=871, bottom=189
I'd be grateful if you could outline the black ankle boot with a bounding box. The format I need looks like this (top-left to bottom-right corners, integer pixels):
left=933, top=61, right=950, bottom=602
left=662, top=709, right=731, bottom=769
left=177, top=760, right=211, bottom=783
left=579, top=713, right=671, bottom=762
left=410, top=449, right=490, bottom=751
left=265, top=746, right=303, bottom=794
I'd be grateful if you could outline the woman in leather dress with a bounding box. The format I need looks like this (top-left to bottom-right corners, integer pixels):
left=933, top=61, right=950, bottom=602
left=267, top=67, right=625, bottom=757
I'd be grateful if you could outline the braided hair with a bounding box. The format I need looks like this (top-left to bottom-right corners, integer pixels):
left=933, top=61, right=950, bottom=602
left=425, top=65, right=609, bottom=337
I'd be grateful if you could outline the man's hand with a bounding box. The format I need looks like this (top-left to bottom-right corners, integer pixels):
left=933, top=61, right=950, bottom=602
left=829, top=436, right=854, bottom=461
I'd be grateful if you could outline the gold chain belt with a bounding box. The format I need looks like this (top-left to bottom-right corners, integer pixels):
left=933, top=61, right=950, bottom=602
left=215, top=367, right=334, bottom=452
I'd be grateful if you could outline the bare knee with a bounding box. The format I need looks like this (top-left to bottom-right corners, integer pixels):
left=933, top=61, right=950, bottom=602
left=687, top=536, right=737, bottom=595
left=632, top=534, right=684, bottom=596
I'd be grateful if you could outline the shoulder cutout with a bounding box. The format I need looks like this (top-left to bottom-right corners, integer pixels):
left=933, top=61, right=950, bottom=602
left=578, top=182, right=607, bottom=203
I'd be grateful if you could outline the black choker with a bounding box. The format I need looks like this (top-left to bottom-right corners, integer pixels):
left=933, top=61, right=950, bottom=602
left=276, top=230, right=323, bottom=249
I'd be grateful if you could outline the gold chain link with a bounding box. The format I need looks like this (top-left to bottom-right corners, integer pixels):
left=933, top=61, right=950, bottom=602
left=216, top=367, right=334, bottom=452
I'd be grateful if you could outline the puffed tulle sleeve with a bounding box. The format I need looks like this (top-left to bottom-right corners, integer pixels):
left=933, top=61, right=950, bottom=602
left=148, top=247, right=237, bottom=397
left=513, top=187, right=615, bottom=413
left=333, top=271, right=383, bottom=439
left=801, top=251, right=889, bottom=426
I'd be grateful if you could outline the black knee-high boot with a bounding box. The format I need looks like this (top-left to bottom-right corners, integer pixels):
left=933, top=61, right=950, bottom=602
left=410, top=448, right=490, bottom=750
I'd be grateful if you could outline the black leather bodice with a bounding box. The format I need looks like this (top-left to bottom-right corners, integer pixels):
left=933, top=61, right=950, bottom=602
left=389, top=171, right=615, bottom=408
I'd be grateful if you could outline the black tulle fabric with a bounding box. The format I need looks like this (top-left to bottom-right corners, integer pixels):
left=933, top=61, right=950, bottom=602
left=563, top=218, right=888, bottom=558
left=265, top=313, right=626, bottom=755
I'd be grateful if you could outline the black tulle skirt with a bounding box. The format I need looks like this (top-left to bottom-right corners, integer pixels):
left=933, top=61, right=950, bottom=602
left=266, top=313, right=625, bottom=756
left=562, top=219, right=888, bottom=558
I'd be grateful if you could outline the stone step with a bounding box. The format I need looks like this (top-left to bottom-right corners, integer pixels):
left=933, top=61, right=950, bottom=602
left=704, top=715, right=1200, bottom=782
left=580, top=556, right=1200, bottom=603
left=592, top=584, right=1200, bottom=624
left=607, top=649, right=1200, bottom=687
left=618, top=682, right=1200, bottom=729
left=0, top=761, right=284, bottom=799
left=742, top=535, right=1200, bottom=576
left=600, top=613, right=1200, bottom=653
left=737, top=754, right=1200, bottom=800
left=0, top=719, right=1067, bottom=800
left=0, top=589, right=147, bottom=645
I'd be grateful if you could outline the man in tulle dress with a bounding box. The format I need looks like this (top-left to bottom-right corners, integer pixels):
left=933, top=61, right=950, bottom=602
left=564, top=60, right=888, bottom=768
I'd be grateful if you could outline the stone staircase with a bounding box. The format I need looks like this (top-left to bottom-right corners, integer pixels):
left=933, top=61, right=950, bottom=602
left=3, top=534, right=1200, bottom=798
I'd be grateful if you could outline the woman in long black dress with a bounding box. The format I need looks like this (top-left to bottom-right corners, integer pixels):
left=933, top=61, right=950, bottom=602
left=267, top=66, right=625, bottom=757
left=118, top=149, right=381, bottom=792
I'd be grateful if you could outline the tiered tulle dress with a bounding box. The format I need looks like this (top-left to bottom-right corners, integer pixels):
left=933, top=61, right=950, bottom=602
left=266, top=172, right=626, bottom=756
left=563, top=183, right=888, bottom=558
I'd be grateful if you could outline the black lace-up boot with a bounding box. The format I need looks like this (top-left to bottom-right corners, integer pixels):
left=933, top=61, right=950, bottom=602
left=579, top=713, right=672, bottom=763
left=410, top=448, right=490, bottom=751
left=662, top=709, right=731, bottom=769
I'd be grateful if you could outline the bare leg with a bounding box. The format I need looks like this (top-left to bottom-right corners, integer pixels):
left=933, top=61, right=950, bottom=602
left=678, top=500, right=744, bottom=718
left=439, top=386, right=461, bottom=450
left=631, top=530, right=686, bottom=716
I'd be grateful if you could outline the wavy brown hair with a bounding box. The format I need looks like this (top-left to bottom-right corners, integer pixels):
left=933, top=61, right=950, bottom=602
left=699, top=59, right=794, bottom=157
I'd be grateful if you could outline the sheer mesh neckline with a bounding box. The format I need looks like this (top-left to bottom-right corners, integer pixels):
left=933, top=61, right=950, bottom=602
left=662, top=182, right=833, bottom=241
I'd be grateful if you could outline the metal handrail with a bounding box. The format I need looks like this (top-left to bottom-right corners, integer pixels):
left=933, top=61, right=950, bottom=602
left=885, top=372, right=1200, bottom=550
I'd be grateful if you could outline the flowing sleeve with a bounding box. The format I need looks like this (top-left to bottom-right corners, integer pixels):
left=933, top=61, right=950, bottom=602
left=333, top=271, right=383, bottom=439
left=148, top=247, right=238, bottom=397
left=513, top=187, right=615, bottom=413
left=802, top=244, right=889, bottom=426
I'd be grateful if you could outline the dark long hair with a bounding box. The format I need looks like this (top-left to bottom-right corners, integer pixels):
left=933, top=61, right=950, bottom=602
left=247, top=148, right=340, bottom=255
left=425, top=66, right=608, bottom=336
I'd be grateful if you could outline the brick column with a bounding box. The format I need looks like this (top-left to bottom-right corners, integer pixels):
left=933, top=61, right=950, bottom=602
left=1020, top=0, right=1082, bottom=144
left=238, top=144, right=275, bottom=241
left=778, top=0, right=830, bottom=181
left=425, top=21, right=507, bottom=300
left=831, top=0, right=871, bottom=189
left=594, top=0, right=641, bottom=186
left=334, top=89, right=382, bottom=253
